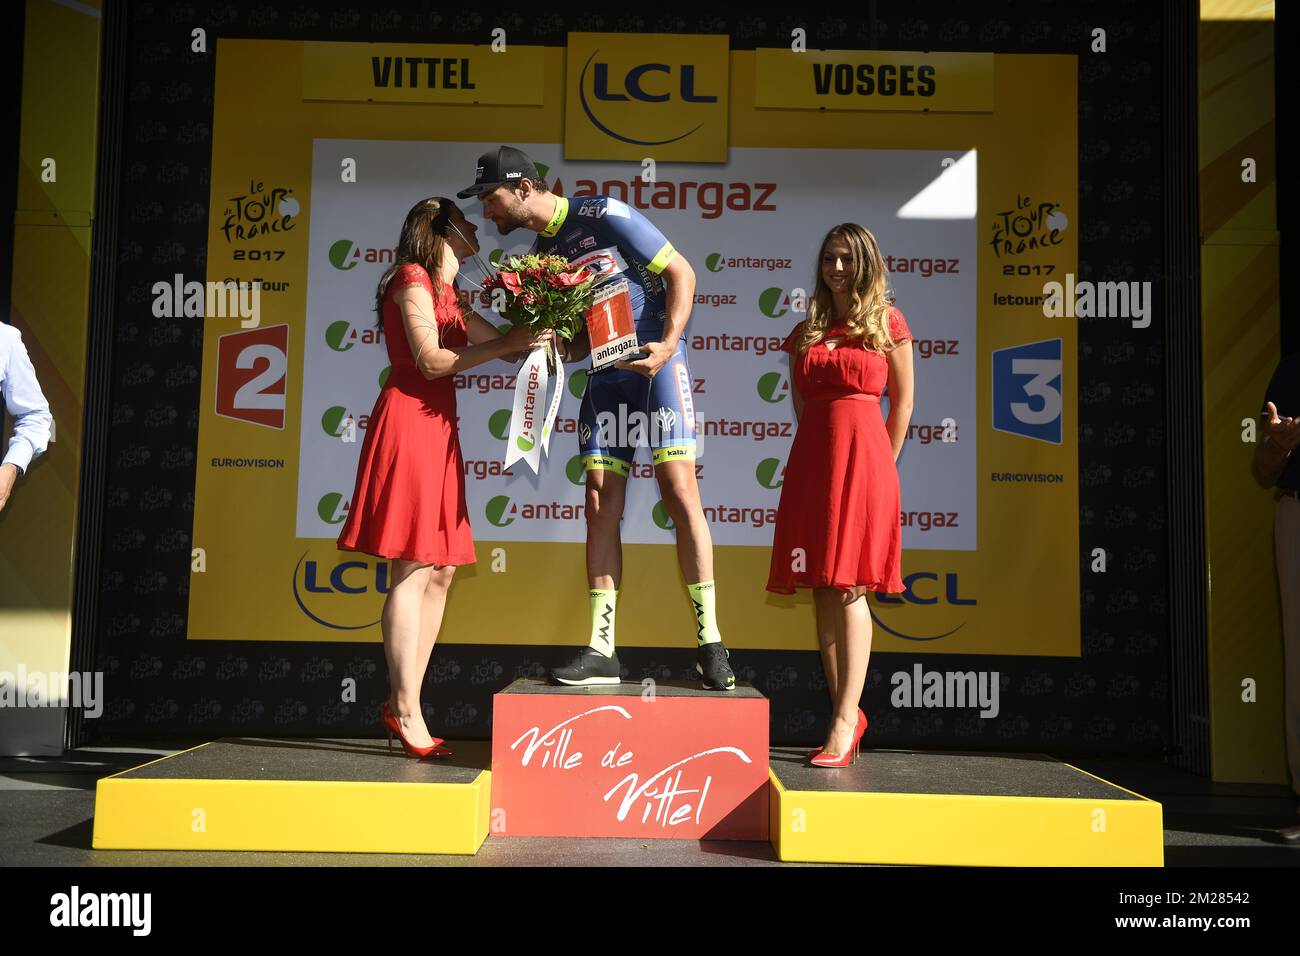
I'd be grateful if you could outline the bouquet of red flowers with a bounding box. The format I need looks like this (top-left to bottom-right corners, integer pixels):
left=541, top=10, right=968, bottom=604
left=480, top=253, right=596, bottom=343
left=478, top=253, right=595, bottom=473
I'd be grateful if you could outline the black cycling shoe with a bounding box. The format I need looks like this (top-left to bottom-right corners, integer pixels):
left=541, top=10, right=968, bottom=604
left=550, top=647, right=622, bottom=686
left=696, top=642, right=736, bottom=691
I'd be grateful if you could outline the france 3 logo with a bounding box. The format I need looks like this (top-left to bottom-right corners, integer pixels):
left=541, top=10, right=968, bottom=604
left=992, top=339, right=1063, bottom=444
left=215, top=324, right=289, bottom=428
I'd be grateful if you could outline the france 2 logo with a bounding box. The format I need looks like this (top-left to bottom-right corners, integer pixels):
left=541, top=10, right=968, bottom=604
left=216, top=325, right=289, bottom=429
left=992, top=339, right=1062, bottom=444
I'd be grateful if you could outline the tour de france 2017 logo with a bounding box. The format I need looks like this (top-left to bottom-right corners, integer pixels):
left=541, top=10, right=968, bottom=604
left=221, top=178, right=298, bottom=244
left=988, top=194, right=1068, bottom=259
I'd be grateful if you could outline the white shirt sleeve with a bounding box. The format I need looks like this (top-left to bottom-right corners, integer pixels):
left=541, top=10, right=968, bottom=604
left=1, top=324, right=54, bottom=474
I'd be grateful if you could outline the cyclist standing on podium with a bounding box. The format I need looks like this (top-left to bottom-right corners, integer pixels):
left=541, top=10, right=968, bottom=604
left=458, top=146, right=736, bottom=690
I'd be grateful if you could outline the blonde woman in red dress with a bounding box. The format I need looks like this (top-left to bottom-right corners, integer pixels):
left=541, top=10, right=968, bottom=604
left=767, top=223, right=915, bottom=767
left=337, top=197, right=547, bottom=758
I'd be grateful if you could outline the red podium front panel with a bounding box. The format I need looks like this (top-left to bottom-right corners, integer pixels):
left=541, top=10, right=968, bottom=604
left=491, top=679, right=769, bottom=840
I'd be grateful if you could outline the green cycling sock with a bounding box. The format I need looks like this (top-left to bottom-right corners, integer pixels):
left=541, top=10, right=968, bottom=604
left=587, top=588, right=618, bottom=657
left=687, top=580, right=722, bottom=646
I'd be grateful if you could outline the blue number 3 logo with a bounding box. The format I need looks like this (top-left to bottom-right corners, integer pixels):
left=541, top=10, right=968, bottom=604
left=992, top=339, right=1063, bottom=444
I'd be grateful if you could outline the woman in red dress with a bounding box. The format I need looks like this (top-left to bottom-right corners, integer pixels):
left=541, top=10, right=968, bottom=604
left=337, top=196, right=546, bottom=758
left=767, top=223, right=915, bottom=767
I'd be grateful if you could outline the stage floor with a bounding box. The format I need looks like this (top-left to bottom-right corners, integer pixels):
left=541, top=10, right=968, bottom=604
left=3, top=740, right=1298, bottom=866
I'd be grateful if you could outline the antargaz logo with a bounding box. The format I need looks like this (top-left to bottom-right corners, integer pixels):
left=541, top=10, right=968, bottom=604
left=486, top=495, right=515, bottom=527
left=569, top=368, right=588, bottom=399
left=652, top=501, right=674, bottom=530
left=326, top=320, right=355, bottom=351
left=489, top=409, right=512, bottom=440
left=756, top=457, right=784, bottom=489
left=705, top=253, right=725, bottom=273
left=329, top=239, right=396, bottom=270
left=759, top=288, right=790, bottom=318
left=757, top=372, right=789, bottom=403
left=329, top=240, right=358, bottom=271
left=325, top=320, right=382, bottom=352
left=321, top=406, right=353, bottom=437
left=566, top=455, right=586, bottom=486
left=318, top=493, right=349, bottom=524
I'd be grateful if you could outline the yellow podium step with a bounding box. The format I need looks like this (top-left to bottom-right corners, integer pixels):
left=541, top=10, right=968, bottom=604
left=768, top=748, right=1163, bottom=866
left=93, top=738, right=491, bottom=855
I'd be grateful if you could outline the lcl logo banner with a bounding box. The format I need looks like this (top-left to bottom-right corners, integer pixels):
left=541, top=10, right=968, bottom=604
left=564, top=33, right=730, bottom=162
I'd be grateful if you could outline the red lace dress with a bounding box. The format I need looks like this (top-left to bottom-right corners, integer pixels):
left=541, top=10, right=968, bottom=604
left=336, top=263, right=475, bottom=566
left=766, top=309, right=913, bottom=594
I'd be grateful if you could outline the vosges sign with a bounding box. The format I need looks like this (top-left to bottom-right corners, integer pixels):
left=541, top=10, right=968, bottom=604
left=755, top=49, right=993, bottom=112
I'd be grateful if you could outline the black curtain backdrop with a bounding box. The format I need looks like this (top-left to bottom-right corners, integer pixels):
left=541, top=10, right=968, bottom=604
left=88, top=1, right=1170, bottom=753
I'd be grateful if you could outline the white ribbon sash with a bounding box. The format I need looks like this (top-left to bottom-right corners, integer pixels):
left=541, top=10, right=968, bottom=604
left=504, top=340, right=564, bottom=473
left=541, top=341, right=564, bottom=457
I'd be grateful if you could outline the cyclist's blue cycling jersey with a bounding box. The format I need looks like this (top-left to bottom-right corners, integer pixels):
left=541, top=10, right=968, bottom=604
left=530, top=194, right=676, bottom=342
left=531, top=194, right=697, bottom=470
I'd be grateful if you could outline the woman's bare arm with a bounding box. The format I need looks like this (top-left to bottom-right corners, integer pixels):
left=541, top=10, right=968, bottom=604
left=395, top=284, right=537, bottom=379
left=884, top=341, right=915, bottom=461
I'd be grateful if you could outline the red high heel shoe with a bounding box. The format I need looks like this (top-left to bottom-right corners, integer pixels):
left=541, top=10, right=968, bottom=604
left=808, top=708, right=867, bottom=758
left=381, top=700, right=454, bottom=759
left=809, top=708, right=868, bottom=767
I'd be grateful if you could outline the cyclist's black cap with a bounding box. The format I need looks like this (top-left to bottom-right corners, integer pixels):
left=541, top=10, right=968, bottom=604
left=456, top=145, right=540, bottom=198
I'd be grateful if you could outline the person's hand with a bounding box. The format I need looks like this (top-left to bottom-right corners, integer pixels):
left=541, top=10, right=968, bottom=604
left=0, top=463, right=19, bottom=514
left=455, top=287, right=472, bottom=313
left=503, top=325, right=553, bottom=362
left=616, top=340, right=675, bottom=379
left=1264, top=401, right=1300, bottom=453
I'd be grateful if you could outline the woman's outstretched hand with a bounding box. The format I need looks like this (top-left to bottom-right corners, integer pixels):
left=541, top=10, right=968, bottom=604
left=503, top=325, right=554, bottom=362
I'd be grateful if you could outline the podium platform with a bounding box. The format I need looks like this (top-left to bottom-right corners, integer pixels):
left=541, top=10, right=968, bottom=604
left=490, top=678, right=770, bottom=839
left=92, top=737, right=491, bottom=855
left=768, top=747, right=1164, bottom=866
left=88, top=710, right=1165, bottom=864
